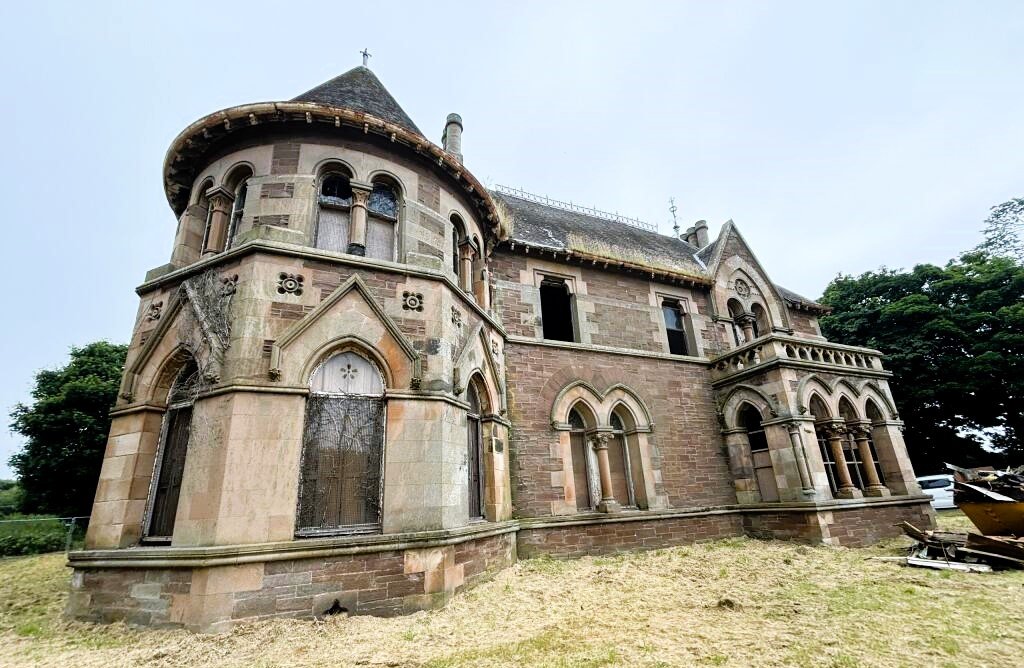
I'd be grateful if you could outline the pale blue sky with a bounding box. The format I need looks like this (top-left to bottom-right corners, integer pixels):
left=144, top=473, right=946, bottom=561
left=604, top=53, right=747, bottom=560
left=1, top=1, right=1023, bottom=477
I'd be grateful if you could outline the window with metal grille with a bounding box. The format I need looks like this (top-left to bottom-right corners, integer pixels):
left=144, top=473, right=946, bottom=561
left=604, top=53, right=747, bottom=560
left=297, top=352, right=385, bottom=536
left=450, top=214, right=464, bottom=279
left=316, top=174, right=352, bottom=253
left=466, top=383, right=485, bottom=520
left=539, top=277, right=575, bottom=342
left=146, top=360, right=200, bottom=541
left=568, top=408, right=592, bottom=511
left=661, top=299, right=690, bottom=355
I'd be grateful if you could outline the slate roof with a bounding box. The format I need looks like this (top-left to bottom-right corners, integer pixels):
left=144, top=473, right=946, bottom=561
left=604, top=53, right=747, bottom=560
left=292, top=66, right=423, bottom=136
left=774, top=284, right=830, bottom=312
left=493, top=191, right=707, bottom=280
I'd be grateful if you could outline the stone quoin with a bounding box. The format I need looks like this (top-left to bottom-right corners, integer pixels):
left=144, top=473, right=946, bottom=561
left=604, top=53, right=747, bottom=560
left=68, top=63, right=934, bottom=631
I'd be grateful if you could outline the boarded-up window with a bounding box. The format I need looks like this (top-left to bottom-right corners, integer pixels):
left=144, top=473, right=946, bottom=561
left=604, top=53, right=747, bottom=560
left=568, top=409, right=591, bottom=510
left=366, top=217, right=395, bottom=261
left=316, top=174, right=352, bottom=253
left=297, top=352, right=385, bottom=535
left=366, top=182, right=398, bottom=262
left=466, top=383, right=484, bottom=519
left=146, top=361, right=200, bottom=540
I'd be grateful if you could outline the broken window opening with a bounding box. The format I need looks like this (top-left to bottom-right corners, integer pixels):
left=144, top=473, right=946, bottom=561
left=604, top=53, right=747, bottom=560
left=738, top=403, right=779, bottom=502
left=297, top=352, right=385, bottom=536
left=540, top=278, right=575, bottom=342
left=661, top=299, right=690, bottom=356
left=366, top=181, right=398, bottom=262
left=608, top=411, right=635, bottom=508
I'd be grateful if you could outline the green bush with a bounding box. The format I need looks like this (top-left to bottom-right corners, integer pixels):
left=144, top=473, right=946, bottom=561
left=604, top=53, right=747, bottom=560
left=0, top=516, right=76, bottom=557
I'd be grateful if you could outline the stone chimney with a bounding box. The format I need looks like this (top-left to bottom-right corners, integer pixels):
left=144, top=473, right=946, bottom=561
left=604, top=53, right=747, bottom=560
left=442, top=113, right=463, bottom=163
left=694, top=220, right=709, bottom=247
left=683, top=226, right=696, bottom=245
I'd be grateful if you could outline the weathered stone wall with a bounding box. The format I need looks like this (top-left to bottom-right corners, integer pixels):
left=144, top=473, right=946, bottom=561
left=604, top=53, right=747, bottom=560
left=504, top=342, right=735, bottom=518
left=67, top=531, right=516, bottom=631
left=517, top=513, right=743, bottom=558
left=743, top=499, right=935, bottom=546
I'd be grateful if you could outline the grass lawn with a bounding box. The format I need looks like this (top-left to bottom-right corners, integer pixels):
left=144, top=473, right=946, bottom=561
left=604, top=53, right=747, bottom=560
left=1, top=510, right=1022, bottom=668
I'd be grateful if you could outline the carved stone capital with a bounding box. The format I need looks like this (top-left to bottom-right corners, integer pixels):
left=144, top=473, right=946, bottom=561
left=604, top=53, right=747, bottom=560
left=350, top=185, right=371, bottom=207
left=822, top=421, right=847, bottom=438
left=589, top=432, right=613, bottom=451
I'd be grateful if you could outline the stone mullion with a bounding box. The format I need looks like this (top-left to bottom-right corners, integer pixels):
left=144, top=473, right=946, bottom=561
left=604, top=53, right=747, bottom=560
left=852, top=423, right=890, bottom=496
left=590, top=433, right=620, bottom=513
left=824, top=422, right=861, bottom=499
left=347, top=186, right=371, bottom=256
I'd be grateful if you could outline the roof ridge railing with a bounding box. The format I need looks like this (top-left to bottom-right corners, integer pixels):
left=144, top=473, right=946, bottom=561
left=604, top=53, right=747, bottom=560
left=493, top=184, right=658, bottom=233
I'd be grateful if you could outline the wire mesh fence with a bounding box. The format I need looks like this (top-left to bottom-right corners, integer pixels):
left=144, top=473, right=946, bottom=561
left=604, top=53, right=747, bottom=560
left=0, top=515, right=89, bottom=557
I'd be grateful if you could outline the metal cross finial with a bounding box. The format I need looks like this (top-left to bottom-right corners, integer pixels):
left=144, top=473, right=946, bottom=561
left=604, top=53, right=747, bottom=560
left=361, top=48, right=372, bottom=66
left=669, top=197, right=680, bottom=237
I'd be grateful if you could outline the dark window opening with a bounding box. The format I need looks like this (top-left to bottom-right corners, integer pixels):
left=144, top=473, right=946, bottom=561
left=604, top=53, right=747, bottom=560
left=226, top=178, right=249, bottom=249
left=661, top=299, right=689, bottom=355
left=320, top=174, right=352, bottom=205
left=147, top=360, right=199, bottom=540
left=738, top=405, right=768, bottom=452
left=467, top=384, right=485, bottom=520
left=540, top=278, right=575, bottom=342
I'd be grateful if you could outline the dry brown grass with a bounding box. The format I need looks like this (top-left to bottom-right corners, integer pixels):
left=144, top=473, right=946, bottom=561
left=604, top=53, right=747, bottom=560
left=2, top=510, right=1022, bottom=668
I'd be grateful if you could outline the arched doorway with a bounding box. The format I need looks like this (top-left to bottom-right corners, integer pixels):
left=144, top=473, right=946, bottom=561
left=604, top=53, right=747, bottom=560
left=297, top=351, right=386, bottom=535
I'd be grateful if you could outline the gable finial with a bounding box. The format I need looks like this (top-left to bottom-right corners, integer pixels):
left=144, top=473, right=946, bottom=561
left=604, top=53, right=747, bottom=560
left=361, top=48, right=372, bottom=67
left=669, top=197, right=680, bottom=237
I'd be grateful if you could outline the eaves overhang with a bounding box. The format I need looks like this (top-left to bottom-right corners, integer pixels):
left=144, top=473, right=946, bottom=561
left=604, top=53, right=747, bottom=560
left=162, top=101, right=504, bottom=240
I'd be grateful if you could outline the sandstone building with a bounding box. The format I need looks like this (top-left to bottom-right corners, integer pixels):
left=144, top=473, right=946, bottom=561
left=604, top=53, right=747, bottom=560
left=69, top=65, right=934, bottom=630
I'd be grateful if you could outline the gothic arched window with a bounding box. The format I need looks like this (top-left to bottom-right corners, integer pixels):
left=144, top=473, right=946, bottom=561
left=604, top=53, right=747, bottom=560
left=366, top=180, right=398, bottom=261
left=224, top=166, right=253, bottom=249
left=608, top=411, right=634, bottom=507
left=466, top=381, right=485, bottom=520
left=568, top=407, right=592, bottom=510
left=315, top=171, right=353, bottom=253
left=297, top=351, right=385, bottom=535
left=146, top=358, right=200, bottom=541
left=450, top=214, right=465, bottom=281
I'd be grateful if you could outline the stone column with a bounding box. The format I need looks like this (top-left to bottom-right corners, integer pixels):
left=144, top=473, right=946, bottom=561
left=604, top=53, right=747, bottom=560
left=459, top=242, right=475, bottom=293
left=722, top=428, right=760, bottom=504
left=347, top=185, right=371, bottom=256
left=824, top=422, right=862, bottom=499
left=736, top=313, right=756, bottom=343
left=786, top=423, right=816, bottom=497
left=851, top=423, right=890, bottom=496
left=590, top=433, right=620, bottom=513
left=203, top=192, right=234, bottom=255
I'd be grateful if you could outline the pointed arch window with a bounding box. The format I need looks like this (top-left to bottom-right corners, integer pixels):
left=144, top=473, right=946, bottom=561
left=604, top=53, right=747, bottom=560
left=224, top=166, right=253, bottom=249
left=315, top=172, right=353, bottom=253
left=568, top=408, right=593, bottom=511
left=466, top=381, right=485, bottom=520
left=297, top=351, right=385, bottom=535
left=607, top=411, right=635, bottom=508
left=145, top=359, right=200, bottom=541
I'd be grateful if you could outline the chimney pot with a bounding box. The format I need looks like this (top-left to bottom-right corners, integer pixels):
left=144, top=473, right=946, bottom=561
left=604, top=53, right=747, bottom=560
left=442, top=113, right=464, bottom=164
left=694, top=220, right=709, bottom=247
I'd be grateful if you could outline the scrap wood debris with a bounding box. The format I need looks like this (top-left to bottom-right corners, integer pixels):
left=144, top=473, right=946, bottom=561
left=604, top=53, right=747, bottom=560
left=947, top=463, right=1024, bottom=536
left=898, top=522, right=1024, bottom=572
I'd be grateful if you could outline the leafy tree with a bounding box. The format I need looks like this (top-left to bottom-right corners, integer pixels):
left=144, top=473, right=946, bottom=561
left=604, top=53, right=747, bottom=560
left=8, top=342, right=127, bottom=517
left=978, top=197, right=1024, bottom=263
left=820, top=251, right=1024, bottom=474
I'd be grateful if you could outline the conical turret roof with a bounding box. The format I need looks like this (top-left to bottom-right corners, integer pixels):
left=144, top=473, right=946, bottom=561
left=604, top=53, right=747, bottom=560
left=292, top=66, right=422, bottom=136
